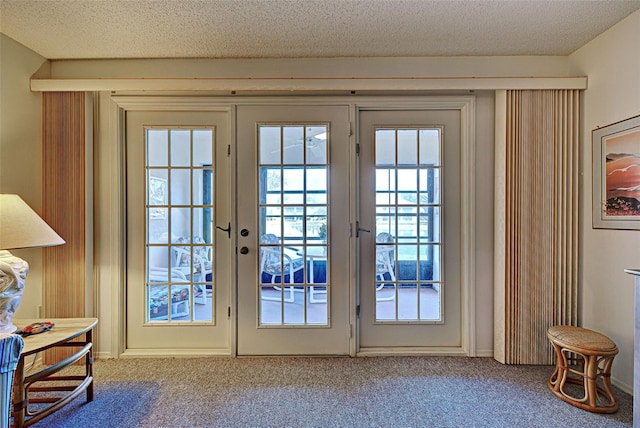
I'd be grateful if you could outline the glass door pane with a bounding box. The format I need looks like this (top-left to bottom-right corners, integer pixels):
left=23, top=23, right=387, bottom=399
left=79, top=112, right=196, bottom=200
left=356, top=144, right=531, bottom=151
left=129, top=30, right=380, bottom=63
left=374, top=127, right=443, bottom=321
left=258, top=124, right=329, bottom=325
left=146, top=128, right=215, bottom=323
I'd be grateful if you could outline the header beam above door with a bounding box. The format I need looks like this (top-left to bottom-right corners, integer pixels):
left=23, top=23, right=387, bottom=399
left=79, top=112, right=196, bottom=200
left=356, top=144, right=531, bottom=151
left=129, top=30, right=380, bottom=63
left=31, top=76, right=587, bottom=92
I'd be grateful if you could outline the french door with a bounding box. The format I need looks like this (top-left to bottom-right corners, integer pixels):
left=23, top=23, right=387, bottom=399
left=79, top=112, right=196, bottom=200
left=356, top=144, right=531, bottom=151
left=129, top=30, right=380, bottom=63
left=357, top=109, right=462, bottom=351
left=125, top=110, right=231, bottom=353
left=122, top=101, right=467, bottom=356
left=236, top=105, right=351, bottom=355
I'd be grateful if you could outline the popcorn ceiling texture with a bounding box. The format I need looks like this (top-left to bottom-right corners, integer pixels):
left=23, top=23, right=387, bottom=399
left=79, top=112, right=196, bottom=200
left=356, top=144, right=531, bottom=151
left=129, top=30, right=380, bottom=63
left=0, top=0, right=639, bottom=59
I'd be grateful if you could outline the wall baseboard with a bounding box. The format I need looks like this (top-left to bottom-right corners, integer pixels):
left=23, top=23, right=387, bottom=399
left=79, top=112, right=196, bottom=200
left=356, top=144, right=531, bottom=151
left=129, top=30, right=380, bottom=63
left=611, top=375, right=633, bottom=395
left=476, top=349, right=494, bottom=358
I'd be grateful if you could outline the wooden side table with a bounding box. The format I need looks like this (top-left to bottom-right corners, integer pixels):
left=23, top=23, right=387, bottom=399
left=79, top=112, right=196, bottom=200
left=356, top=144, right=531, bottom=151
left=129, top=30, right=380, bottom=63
left=11, top=318, right=98, bottom=427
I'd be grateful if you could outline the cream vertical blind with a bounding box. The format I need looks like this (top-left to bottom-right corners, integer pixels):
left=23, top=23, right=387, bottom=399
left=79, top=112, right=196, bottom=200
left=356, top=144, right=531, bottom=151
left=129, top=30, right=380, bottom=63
left=494, top=90, right=579, bottom=365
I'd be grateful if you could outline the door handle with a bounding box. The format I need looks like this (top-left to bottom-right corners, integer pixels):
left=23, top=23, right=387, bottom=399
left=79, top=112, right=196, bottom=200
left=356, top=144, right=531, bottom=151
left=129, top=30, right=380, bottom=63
left=356, top=221, right=371, bottom=238
left=239, top=246, right=249, bottom=255
left=216, top=222, right=231, bottom=238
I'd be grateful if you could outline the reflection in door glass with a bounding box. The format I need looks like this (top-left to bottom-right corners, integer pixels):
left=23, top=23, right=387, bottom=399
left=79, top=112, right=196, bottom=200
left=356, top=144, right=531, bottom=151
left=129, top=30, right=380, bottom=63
left=374, top=127, right=442, bottom=322
left=145, top=128, right=215, bottom=323
left=258, top=124, right=329, bottom=326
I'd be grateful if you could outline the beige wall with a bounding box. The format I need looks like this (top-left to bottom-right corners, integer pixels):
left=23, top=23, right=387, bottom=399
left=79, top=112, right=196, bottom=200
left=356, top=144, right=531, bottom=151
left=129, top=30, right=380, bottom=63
left=49, top=56, right=581, bottom=80
left=0, top=34, right=48, bottom=319
left=571, top=9, right=640, bottom=393
left=474, top=92, right=496, bottom=355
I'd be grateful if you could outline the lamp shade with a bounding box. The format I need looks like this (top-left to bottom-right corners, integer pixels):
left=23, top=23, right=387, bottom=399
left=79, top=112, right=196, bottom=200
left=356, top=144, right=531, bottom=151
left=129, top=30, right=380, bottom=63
left=0, top=194, right=65, bottom=250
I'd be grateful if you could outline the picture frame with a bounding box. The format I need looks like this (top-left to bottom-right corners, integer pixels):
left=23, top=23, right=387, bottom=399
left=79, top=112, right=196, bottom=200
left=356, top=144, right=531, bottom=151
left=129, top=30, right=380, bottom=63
left=592, top=114, right=640, bottom=230
left=148, top=176, right=168, bottom=219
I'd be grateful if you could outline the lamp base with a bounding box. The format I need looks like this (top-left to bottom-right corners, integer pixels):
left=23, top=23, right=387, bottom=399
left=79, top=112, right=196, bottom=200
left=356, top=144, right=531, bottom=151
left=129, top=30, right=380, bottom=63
left=0, top=322, right=17, bottom=334
left=0, top=250, right=29, bottom=334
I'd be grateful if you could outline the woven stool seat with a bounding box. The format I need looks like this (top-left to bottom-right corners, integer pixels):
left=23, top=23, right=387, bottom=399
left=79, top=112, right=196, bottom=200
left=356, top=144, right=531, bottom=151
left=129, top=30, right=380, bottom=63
left=547, top=325, right=618, bottom=413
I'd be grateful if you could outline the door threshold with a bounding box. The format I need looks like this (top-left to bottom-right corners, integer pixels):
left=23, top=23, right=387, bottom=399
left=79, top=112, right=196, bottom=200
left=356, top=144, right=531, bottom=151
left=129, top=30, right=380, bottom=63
left=356, top=346, right=468, bottom=357
left=120, top=349, right=231, bottom=358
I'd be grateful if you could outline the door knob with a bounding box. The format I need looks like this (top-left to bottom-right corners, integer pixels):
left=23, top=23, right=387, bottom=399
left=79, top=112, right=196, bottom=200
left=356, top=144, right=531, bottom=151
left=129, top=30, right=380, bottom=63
left=240, top=246, right=249, bottom=254
left=240, top=229, right=250, bottom=237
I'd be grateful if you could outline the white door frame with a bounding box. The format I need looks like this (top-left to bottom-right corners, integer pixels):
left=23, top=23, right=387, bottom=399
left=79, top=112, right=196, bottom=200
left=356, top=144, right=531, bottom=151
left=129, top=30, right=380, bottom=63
left=98, top=95, right=236, bottom=358
left=95, top=95, right=475, bottom=359
left=124, top=110, right=231, bottom=356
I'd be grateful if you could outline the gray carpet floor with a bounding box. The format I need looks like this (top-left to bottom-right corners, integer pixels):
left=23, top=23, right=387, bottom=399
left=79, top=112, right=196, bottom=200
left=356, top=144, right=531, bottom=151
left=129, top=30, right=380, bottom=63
left=27, top=356, right=632, bottom=428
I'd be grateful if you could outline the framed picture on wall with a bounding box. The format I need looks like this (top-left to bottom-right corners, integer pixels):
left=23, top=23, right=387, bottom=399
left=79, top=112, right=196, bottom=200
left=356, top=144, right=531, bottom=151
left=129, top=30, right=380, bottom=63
left=148, top=176, right=168, bottom=219
left=592, top=114, right=640, bottom=230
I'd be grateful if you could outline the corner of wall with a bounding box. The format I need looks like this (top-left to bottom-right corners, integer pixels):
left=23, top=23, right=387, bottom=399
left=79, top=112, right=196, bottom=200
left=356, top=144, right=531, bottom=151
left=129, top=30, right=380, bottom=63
left=32, top=60, right=52, bottom=79
left=0, top=33, right=49, bottom=319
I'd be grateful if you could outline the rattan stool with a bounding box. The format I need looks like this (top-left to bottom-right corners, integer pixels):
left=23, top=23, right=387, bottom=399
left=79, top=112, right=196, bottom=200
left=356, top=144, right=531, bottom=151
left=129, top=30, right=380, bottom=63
left=547, top=325, right=618, bottom=413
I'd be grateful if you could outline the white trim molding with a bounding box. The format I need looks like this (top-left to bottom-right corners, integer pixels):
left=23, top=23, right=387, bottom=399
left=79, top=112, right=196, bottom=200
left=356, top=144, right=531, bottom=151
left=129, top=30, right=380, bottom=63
left=354, top=96, right=476, bottom=357
left=32, top=77, right=587, bottom=93
left=98, top=94, right=475, bottom=358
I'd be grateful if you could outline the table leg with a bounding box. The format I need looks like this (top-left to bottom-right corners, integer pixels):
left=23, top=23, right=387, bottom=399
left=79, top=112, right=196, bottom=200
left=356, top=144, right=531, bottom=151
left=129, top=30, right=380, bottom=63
left=86, top=329, right=94, bottom=403
left=12, top=356, right=26, bottom=428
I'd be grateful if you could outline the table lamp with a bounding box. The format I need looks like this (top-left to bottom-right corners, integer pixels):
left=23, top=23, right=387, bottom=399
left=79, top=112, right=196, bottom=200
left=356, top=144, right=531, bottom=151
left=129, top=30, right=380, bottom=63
left=0, top=194, right=65, bottom=333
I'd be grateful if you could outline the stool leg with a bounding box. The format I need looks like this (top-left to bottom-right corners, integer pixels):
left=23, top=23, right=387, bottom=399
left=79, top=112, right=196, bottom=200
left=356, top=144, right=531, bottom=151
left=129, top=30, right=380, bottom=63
left=585, top=354, right=598, bottom=408
left=597, top=356, right=618, bottom=410
left=548, top=341, right=564, bottom=393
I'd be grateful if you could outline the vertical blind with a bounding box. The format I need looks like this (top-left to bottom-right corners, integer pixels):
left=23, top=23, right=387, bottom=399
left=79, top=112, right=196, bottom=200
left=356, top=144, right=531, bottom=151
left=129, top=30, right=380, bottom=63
left=42, top=92, right=86, bottom=363
left=495, top=90, right=579, bottom=364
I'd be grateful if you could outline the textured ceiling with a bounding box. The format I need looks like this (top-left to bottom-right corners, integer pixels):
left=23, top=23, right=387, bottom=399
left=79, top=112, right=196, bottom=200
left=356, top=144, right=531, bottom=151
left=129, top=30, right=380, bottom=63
left=1, top=0, right=639, bottom=60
